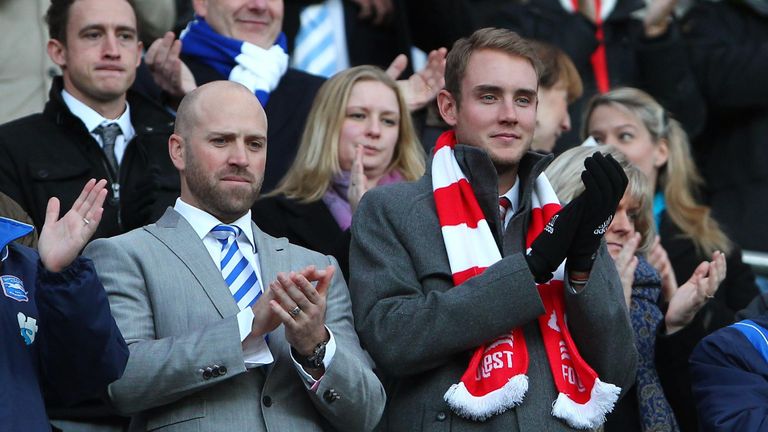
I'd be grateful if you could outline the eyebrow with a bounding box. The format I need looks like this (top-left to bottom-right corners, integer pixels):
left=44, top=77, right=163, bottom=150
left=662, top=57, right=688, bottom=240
left=79, top=24, right=137, bottom=35
left=346, top=106, right=400, bottom=117
left=472, top=85, right=538, bottom=98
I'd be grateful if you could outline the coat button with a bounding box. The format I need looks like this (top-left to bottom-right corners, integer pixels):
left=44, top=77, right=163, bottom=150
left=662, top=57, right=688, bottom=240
left=323, top=389, right=339, bottom=403
left=211, top=365, right=221, bottom=377
left=263, top=396, right=272, bottom=407
left=37, top=169, right=49, bottom=179
left=436, top=412, right=447, bottom=421
left=218, top=365, right=227, bottom=375
left=201, top=368, right=212, bottom=380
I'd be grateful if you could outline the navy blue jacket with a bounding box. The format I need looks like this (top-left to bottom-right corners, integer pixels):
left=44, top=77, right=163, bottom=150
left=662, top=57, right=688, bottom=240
left=0, top=243, right=128, bottom=431
left=690, top=315, right=768, bottom=431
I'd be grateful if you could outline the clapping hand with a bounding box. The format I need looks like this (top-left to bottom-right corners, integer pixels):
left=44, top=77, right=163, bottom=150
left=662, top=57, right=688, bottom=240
left=648, top=237, right=678, bottom=302
left=348, top=144, right=370, bottom=213
left=38, top=179, right=108, bottom=273
left=664, top=251, right=727, bottom=334
left=145, top=32, right=197, bottom=100
left=386, top=48, right=447, bottom=112
left=613, top=232, right=641, bottom=309
left=567, top=152, right=628, bottom=272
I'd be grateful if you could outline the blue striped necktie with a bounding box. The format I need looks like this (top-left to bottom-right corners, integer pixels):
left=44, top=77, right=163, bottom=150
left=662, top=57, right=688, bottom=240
left=210, top=225, right=261, bottom=310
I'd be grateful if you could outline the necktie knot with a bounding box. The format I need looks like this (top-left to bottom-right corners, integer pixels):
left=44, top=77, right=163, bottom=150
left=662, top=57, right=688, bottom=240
left=93, top=123, right=122, bottom=171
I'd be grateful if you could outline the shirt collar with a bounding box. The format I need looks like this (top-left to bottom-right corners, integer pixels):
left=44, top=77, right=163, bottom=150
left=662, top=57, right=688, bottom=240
left=61, top=89, right=134, bottom=140
left=500, top=175, right=521, bottom=215
left=173, top=198, right=257, bottom=253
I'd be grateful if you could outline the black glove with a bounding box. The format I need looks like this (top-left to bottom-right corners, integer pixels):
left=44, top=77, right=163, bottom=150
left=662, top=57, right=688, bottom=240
left=526, top=196, right=584, bottom=283
left=567, top=152, right=628, bottom=272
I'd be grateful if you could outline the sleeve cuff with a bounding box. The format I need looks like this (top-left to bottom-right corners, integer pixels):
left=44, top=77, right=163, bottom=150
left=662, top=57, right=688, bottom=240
left=237, top=307, right=274, bottom=368
left=290, top=326, right=337, bottom=390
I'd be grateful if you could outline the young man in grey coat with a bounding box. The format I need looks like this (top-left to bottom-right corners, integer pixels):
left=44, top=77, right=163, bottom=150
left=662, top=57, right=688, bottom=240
left=349, top=28, right=637, bottom=432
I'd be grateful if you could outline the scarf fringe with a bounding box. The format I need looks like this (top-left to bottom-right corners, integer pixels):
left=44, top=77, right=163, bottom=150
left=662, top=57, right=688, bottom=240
left=551, top=378, right=621, bottom=429
left=444, top=375, right=529, bottom=421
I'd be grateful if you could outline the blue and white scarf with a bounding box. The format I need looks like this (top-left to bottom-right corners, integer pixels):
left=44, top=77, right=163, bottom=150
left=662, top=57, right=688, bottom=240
left=180, top=18, right=289, bottom=106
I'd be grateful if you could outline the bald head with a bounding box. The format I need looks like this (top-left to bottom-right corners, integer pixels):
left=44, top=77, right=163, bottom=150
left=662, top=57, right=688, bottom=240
left=169, top=80, right=269, bottom=222
left=175, top=80, right=267, bottom=140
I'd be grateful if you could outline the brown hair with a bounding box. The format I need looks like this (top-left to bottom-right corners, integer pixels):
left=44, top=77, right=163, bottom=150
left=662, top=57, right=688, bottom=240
left=444, top=27, right=541, bottom=107
left=529, top=40, right=583, bottom=103
left=46, top=0, right=138, bottom=44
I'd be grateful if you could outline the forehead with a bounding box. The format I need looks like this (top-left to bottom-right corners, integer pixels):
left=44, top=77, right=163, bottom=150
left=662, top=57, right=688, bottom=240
left=195, top=89, right=268, bottom=134
left=589, top=104, right=640, bottom=129
left=462, top=49, right=538, bottom=93
left=68, top=0, right=137, bottom=32
left=348, top=80, right=399, bottom=110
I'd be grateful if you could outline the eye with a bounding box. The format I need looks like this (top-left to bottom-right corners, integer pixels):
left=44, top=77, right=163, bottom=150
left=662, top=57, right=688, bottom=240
left=618, top=132, right=634, bottom=142
left=248, top=140, right=265, bottom=150
left=382, top=117, right=398, bottom=127
left=515, top=96, right=532, bottom=106
left=480, top=94, right=497, bottom=103
left=117, top=31, right=136, bottom=41
left=347, top=112, right=366, bottom=120
left=210, top=137, right=226, bottom=145
left=83, top=31, right=101, bottom=40
left=591, top=134, right=605, bottom=144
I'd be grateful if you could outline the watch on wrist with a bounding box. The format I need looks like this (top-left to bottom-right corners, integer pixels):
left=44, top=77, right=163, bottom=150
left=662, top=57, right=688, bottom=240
left=295, top=340, right=327, bottom=369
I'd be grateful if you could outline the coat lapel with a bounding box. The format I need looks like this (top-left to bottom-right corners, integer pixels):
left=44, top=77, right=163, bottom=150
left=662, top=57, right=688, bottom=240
left=252, top=222, right=289, bottom=288
left=145, top=208, right=239, bottom=318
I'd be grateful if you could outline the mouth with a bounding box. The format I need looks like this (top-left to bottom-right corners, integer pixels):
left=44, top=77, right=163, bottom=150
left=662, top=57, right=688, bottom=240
left=490, top=132, right=522, bottom=142
left=220, top=175, right=252, bottom=184
left=95, top=66, right=125, bottom=73
left=236, top=18, right=270, bottom=27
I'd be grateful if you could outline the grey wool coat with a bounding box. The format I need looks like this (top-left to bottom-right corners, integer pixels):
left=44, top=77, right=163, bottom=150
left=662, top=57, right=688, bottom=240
left=349, top=146, right=637, bottom=432
left=84, top=208, right=385, bottom=432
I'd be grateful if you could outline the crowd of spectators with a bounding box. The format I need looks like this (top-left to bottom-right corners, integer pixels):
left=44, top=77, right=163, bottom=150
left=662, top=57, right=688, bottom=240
left=1, top=0, right=767, bottom=431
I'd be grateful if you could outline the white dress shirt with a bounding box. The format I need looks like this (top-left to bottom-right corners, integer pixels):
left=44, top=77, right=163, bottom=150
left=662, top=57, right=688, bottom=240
left=61, top=89, right=135, bottom=165
left=500, top=175, right=521, bottom=230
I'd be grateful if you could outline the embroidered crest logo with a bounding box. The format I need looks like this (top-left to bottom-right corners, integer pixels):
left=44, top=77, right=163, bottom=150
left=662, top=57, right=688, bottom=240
left=544, top=214, right=559, bottom=234
left=17, top=312, right=38, bottom=345
left=2, top=275, right=28, bottom=302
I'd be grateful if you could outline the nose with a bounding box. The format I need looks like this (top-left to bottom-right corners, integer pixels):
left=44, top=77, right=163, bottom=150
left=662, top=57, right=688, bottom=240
left=561, top=112, right=572, bottom=132
left=102, top=33, right=120, bottom=59
left=228, top=140, right=250, bottom=167
left=498, top=99, right=518, bottom=124
left=247, top=0, right=268, bottom=11
left=365, top=117, right=381, bottom=138
left=608, top=208, right=632, bottom=237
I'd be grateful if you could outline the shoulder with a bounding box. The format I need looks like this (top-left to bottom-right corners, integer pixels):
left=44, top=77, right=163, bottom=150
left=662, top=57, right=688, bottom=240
left=0, top=112, right=50, bottom=141
left=127, top=90, right=175, bottom=131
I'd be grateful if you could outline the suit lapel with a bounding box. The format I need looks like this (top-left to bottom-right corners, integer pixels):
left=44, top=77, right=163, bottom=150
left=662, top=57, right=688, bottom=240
left=145, top=208, right=239, bottom=318
left=252, top=222, right=289, bottom=288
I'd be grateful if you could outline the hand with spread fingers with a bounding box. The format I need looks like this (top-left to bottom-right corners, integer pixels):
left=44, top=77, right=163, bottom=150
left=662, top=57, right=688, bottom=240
left=568, top=152, right=629, bottom=272
left=145, top=32, right=197, bottom=100
left=269, top=265, right=333, bottom=357
left=665, top=251, right=727, bottom=334
left=386, top=47, right=447, bottom=112
left=648, top=237, right=678, bottom=302
left=38, top=179, right=108, bottom=273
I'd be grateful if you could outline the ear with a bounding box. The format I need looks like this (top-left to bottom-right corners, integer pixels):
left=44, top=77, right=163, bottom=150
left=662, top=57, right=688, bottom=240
left=437, top=89, right=458, bottom=127
left=169, top=134, right=186, bottom=171
left=653, top=138, right=669, bottom=168
left=135, top=41, right=144, bottom=68
left=192, top=0, right=209, bottom=18
left=47, top=39, right=67, bottom=68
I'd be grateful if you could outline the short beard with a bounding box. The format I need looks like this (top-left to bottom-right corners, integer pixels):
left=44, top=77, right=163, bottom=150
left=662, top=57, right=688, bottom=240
left=184, top=152, right=262, bottom=223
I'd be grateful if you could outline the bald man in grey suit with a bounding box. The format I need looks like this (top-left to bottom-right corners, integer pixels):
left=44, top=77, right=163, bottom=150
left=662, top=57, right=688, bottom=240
left=83, top=81, right=384, bottom=431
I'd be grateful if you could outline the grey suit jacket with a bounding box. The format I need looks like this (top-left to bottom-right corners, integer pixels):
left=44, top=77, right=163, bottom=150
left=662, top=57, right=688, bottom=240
left=349, top=146, right=638, bottom=432
left=84, top=208, right=385, bottom=432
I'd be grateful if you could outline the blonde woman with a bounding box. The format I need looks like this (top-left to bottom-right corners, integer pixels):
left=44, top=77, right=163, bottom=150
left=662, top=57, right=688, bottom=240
left=583, top=87, right=758, bottom=431
left=547, top=145, right=725, bottom=432
left=252, top=65, right=425, bottom=280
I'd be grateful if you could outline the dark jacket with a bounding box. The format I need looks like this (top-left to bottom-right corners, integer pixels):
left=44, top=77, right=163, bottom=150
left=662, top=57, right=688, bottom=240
left=252, top=195, right=351, bottom=281
left=0, top=243, right=127, bottom=431
left=654, top=209, right=759, bottom=431
left=181, top=56, right=326, bottom=192
left=681, top=0, right=768, bottom=253
left=690, top=315, right=768, bottom=431
left=492, top=0, right=706, bottom=150
left=0, top=77, right=179, bottom=241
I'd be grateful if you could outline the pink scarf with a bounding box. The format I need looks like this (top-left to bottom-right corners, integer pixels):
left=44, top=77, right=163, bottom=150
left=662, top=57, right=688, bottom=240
left=433, top=131, right=619, bottom=429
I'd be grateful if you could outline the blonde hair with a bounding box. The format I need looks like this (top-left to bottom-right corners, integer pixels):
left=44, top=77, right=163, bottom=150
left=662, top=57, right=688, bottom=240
left=546, top=145, right=655, bottom=254
left=581, top=87, right=731, bottom=255
left=271, top=65, right=425, bottom=202
left=529, top=40, right=583, bottom=103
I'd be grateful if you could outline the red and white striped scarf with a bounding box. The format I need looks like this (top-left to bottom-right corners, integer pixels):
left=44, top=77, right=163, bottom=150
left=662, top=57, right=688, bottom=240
left=433, top=131, right=620, bottom=429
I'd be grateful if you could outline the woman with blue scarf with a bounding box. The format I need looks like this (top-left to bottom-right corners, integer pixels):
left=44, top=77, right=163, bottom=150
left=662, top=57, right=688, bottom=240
left=252, top=65, right=425, bottom=281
